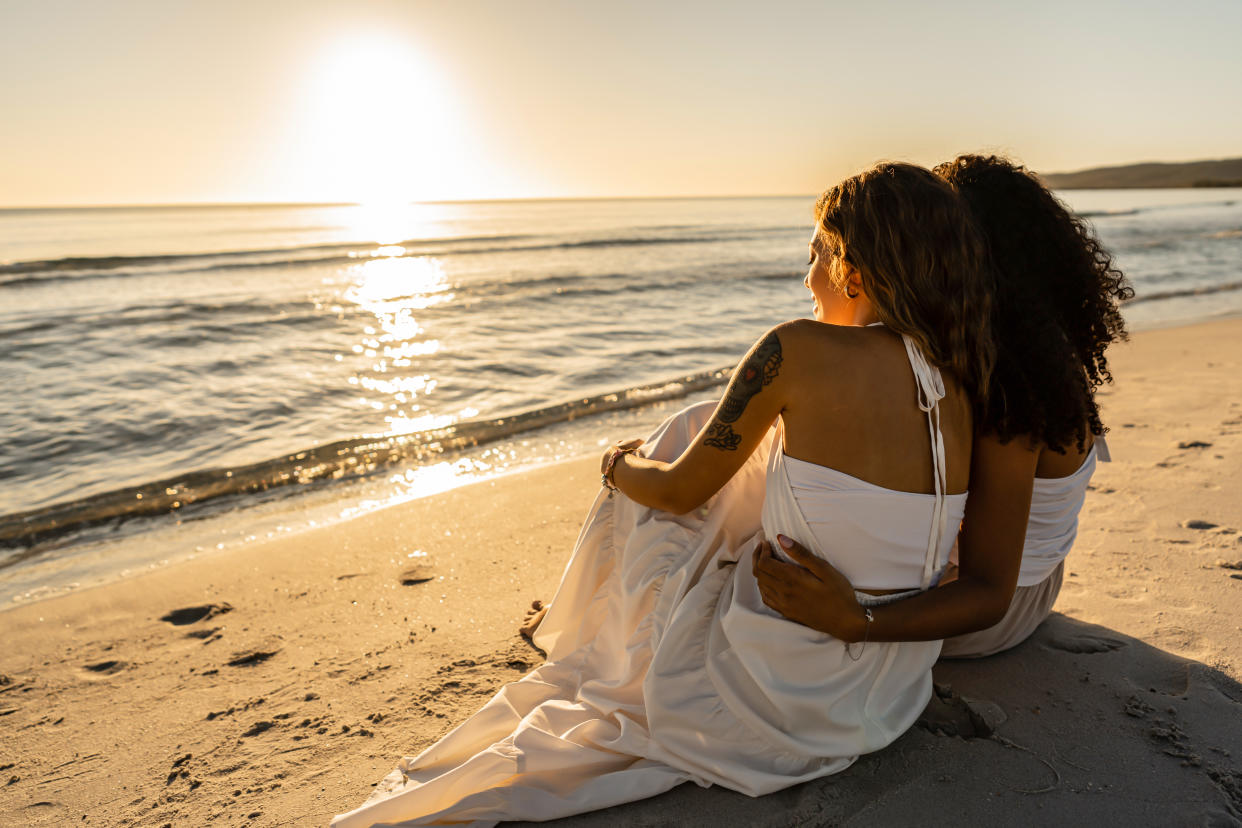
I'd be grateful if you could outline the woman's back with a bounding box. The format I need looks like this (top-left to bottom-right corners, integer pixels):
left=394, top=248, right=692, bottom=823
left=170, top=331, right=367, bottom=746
left=644, top=328, right=969, bottom=793
left=778, top=320, right=972, bottom=496
left=763, top=321, right=971, bottom=592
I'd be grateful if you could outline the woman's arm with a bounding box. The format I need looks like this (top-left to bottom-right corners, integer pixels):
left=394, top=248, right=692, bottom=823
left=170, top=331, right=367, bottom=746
left=753, top=431, right=1037, bottom=642
left=609, top=324, right=793, bottom=514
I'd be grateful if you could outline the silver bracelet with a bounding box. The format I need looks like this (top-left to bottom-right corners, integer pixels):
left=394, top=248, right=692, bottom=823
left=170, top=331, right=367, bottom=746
left=844, top=607, right=874, bottom=662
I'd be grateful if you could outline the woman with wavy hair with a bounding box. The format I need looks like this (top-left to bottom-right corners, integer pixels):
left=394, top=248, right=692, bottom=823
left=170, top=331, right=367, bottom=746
left=334, top=162, right=996, bottom=827
left=754, top=155, right=1132, bottom=659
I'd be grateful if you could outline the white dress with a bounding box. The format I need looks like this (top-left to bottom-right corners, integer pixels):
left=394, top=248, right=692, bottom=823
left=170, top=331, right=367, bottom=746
left=332, top=335, right=967, bottom=827
left=1015, top=437, right=1108, bottom=588
left=940, top=436, right=1109, bottom=658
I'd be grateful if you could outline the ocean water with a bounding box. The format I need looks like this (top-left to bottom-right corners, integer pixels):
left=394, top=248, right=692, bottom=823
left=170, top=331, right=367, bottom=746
left=3, top=190, right=1241, bottom=605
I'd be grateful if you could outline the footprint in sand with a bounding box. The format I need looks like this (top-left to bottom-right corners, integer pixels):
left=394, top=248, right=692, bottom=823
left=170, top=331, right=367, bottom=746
left=399, top=564, right=435, bottom=586
left=160, top=603, right=233, bottom=626
left=226, top=639, right=281, bottom=667
left=0, top=674, right=29, bottom=696
left=1183, top=519, right=1220, bottom=531
left=241, top=720, right=275, bottom=738
left=1217, top=561, right=1242, bottom=581
left=164, top=753, right=202, bottom=790
left=1177, top=440, right=1213, bottom=449
left=1045, top=634, right=1127, bottom=654
left=227, top=649, right=279, bottom=667
left=917, top=685, right=1006, bottom=739
left=82, top=660, right=127, bottom=675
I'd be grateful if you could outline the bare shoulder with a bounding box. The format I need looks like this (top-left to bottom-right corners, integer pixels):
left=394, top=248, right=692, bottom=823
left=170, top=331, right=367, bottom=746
left=756, top=320, right=824, bottom=386
left=775, top=318, right=893, bottom=349
left=769, top=319, right=898, bottom=380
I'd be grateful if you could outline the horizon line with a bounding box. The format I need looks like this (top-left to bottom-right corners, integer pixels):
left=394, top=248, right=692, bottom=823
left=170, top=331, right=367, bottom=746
left=0, top=193, right=822, bottom=211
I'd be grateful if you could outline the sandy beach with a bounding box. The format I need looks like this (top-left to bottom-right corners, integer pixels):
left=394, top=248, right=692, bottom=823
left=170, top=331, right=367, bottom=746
left=4, top=316, right=1242, bottom=827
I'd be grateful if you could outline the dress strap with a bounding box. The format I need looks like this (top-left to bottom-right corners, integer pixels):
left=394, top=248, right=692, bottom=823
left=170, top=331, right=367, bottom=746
left=900, top=335, right=949, bottom=590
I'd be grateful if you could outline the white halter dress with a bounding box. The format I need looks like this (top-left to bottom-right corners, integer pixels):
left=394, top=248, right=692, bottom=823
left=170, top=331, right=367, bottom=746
left=332, top=334, right=967, bottom=827
left=940, top=436, right=1109, bottom=658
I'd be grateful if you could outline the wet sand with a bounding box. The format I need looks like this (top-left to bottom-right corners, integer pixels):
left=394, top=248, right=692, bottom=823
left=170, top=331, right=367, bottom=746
left=3, top=317, right=1242, bottom=826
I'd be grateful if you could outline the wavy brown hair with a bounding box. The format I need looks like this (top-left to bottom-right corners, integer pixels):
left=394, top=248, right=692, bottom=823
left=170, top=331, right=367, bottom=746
left=933, top=154, right=1133, bottom=451
left=815, top=162, right=994, bottom=403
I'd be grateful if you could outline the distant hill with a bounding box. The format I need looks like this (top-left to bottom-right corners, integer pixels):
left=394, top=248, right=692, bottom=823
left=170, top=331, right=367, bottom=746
left=1041, top=158, right=1242, bottom=189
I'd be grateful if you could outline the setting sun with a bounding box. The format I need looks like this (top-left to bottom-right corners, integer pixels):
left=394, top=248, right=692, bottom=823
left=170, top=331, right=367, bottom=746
left=298, top=31, right=467, bottom=204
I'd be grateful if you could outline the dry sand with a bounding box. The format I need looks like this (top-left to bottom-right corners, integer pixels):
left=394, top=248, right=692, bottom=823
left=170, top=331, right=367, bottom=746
left=3, top=317, right=1242, bottom=827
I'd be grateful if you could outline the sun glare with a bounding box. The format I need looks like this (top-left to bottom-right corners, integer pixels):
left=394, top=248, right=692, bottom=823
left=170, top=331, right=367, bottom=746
left=345, top=201, right=428, bottom=245
left=300, top=32, right=468, bottom=205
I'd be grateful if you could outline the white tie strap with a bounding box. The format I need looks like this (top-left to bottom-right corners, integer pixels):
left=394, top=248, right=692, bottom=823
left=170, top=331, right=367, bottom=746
left=901, top=335, right=949, bottom=591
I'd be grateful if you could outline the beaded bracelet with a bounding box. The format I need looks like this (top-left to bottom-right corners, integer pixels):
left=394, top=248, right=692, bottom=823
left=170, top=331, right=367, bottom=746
left=601, top=446, right=638, bottom=493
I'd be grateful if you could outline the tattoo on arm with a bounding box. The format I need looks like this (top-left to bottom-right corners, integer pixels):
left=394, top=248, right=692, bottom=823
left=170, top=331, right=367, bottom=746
left=704, top=332, right=782, bottom=451
left=703, top=422, right=742, bottom=450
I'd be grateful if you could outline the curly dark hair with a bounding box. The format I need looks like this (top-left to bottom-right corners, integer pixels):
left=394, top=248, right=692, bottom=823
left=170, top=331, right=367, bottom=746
left=933, top=155, right=1134, bottom=451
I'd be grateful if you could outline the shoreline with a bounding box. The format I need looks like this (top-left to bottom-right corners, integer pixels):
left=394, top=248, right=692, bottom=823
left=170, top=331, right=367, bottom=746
left=5, top=305, right=1240, bottom=614
left=0, top=383, right=727, bottom=612
left=4, top=316, right=1242, bottom=825
left=0, top=453, right=594, bottom=612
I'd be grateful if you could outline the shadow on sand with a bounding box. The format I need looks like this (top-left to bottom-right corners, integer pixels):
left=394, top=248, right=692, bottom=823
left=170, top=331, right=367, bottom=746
left=511, top=614, right=1242, bottom=827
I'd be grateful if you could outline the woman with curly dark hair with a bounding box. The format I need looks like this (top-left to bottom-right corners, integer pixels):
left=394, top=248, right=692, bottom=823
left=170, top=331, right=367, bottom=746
left=754, top=154, right=1132, bottom=659
left=936, top=154, right=1131, bottom=656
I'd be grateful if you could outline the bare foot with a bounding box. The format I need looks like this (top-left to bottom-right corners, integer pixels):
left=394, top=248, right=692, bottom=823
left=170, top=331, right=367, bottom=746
left=519, top=599, right=548, bottom=640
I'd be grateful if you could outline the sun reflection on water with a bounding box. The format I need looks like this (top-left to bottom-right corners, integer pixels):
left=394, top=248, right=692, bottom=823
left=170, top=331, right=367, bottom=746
left=342, top=201, right=444, bottom=246
left=345, top=254, right=453, bottom=307
left=384, top=411, right=457, bottom=436
left=342, top=250, right=465, bottom=442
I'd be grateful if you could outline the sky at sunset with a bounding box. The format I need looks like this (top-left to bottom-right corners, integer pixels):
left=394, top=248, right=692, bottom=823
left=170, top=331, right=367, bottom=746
left=2, top=0, right=1240, bottom=206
